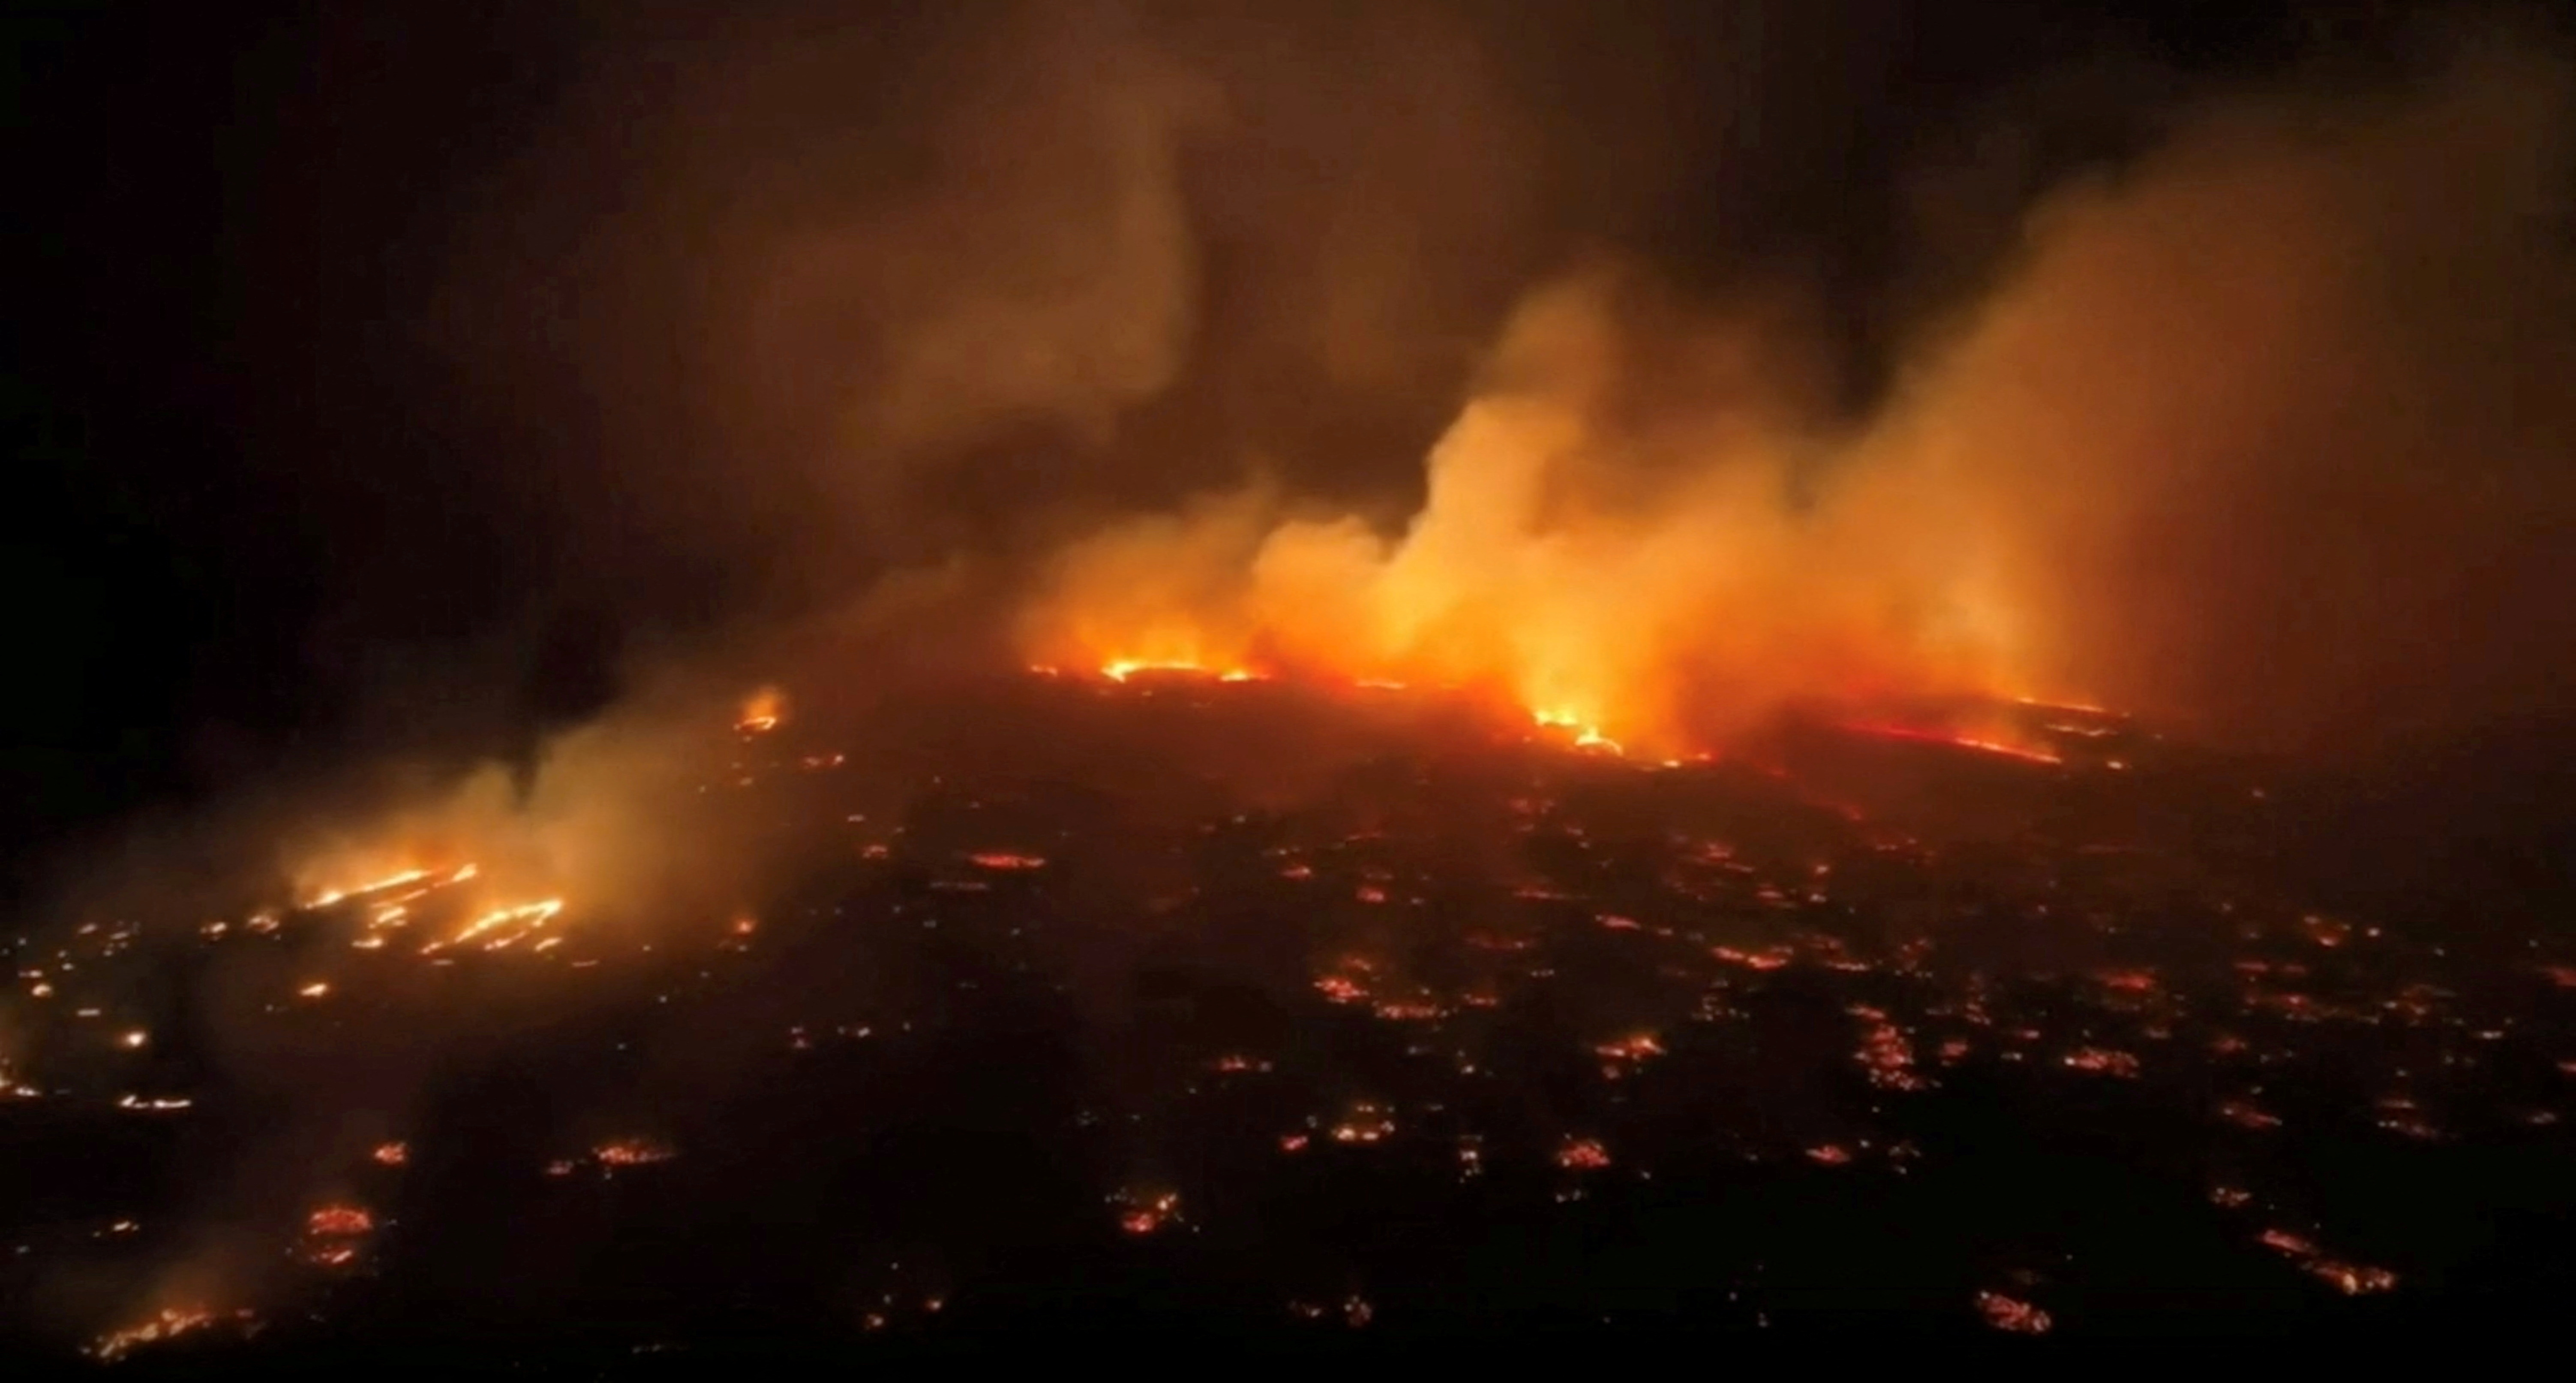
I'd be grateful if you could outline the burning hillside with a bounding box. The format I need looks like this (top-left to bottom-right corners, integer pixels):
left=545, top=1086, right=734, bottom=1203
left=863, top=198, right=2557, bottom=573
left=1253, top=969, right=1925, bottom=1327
left=6, top=669, right=2575, bottom=1363
left=1017, top=273, right=2052, bottom=760
left=15, top=0, right=2576, bottom=1366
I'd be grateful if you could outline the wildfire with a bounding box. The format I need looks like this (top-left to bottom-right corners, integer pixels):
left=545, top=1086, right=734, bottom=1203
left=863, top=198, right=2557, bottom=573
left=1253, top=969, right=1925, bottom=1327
left=1003, top=277, right=2128, bottom=762
left=1314, top=974, right=1369, bottom=1005
left=1976, top=1291, right=2054, bottom=1335
left=422, top=898, right=564, bottom=954
left=1836, top=722, right=2064, bottom=766
left=307, top=1204, right=375, bottom=1237
left=1713, top=944, right=1794, bottom=971
left=302, top=868, right=433, bottom=910
left=1532, top=707, right=1621, bottom=755
left=2259, top=1227, right=2399, bottom=1296
left=117, top=1093, right=192, bottom=1111
left=1113, top=1189, right=1183, bottom=1236
left=2217, top=1099, right=2284, bottom=1130
left=88, top=1306, right=253, bottom=1362
left=2062, top=1046, right=2142, bottom=1078
left=966, top=851, right=1048, bottom=871
left=594, top=1138, right=676, bottom=1168
left=1099, top=658, right=1264, bottom=683
left=1330, top=1103, right=1397, bottom=1145
left=1556, top=1137, right=1612, bottom=1170
left=737, top=686, right=786, bottom=734
left=1594, top=1033, right=1665, bottom=1063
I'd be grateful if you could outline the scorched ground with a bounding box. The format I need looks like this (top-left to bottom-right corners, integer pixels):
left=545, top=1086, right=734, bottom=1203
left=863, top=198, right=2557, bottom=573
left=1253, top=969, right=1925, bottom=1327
left=3, top=667, right=2573, bottom=1365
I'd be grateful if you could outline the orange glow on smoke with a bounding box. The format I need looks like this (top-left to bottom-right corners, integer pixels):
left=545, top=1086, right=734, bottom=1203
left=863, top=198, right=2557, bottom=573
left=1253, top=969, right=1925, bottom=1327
left=1013, top=278, right=2086, bottom=757
left=737, top=686, right=786, bottom=734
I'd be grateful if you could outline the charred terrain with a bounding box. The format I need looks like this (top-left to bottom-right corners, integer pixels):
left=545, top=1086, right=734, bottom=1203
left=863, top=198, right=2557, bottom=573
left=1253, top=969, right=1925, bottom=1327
left=5, top=669, right=2572, bottom=1365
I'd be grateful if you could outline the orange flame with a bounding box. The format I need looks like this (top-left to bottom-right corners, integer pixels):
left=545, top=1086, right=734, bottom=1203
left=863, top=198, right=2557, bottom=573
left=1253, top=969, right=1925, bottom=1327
left=737, top=686, right=786, bottom=734
left=1014, top=278, right=2084, bottom=757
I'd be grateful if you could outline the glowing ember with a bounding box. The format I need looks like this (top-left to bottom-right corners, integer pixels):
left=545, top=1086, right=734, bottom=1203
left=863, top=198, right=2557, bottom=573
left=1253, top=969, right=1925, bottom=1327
left=594, top=1139, right=676, bottom=1168
left=298, top=1201, right=377, bottom=1269
left=2259, top=1228, right=2321, bottom=1259
left=2308, top=1260, right=2401, bottom=1296
left=1806, top=1144, right=1854, bottom=1166
left=372, top=1142, right=409, bottom=1167
left=2258, top=1228, right=2399, bottom=1295
left=1330, top=1104, right=1396, bottom=1145
left=1594, top=1034, right=1665, bottom=1062
left=117, top=1094, right=192, bottom=1112
left=1712, top=945, right=1793, bottom=971
left=1113, top=1189, right=1183, bottom=1236
left=297, top=981, right=330, bottom=999
left=307, top=1204, right=375, bottom=1237
left=1855, top=1013, right=1929, bottom=1091
left=1314, top=975, right=1369, bottom=1005
left=1556, top=1137, right=1612, bottom=1170
left=2217, top=1100, right=2283, bottom=1130
left=966, top=852, right=1048, bottom=871
left=2062, top=1046, right=2142, bottom=1078
left=1976, top=1291, right=2054, bottom=1335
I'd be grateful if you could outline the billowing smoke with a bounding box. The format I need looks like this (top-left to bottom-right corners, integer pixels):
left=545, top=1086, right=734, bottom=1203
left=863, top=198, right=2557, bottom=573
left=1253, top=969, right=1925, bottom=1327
left=1881, top=29, right=2576, bottom=750
left=1019, top=12, right=2576, bottom=756
left=17, top=0, right=2576, bottom=1347
left=36, top=0, right=2576, bottom=932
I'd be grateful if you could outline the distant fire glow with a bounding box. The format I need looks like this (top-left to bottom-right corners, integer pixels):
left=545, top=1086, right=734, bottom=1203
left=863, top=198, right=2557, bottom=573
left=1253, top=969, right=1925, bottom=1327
left=16, top=11, right=2576, bottom=1365
left=737, top=686, right=786, bottom=734
left=1008, top=277, right=2120, bottom=760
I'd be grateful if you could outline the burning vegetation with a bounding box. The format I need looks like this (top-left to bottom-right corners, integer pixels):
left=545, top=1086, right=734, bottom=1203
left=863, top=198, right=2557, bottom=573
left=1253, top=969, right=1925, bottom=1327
left=13, top=0, right=2576, bottom=1366
left=9, top=658, right=2569, bottom=1360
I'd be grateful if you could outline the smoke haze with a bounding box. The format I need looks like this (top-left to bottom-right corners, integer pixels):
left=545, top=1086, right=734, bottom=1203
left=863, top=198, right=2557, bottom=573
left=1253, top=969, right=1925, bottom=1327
left=17, top=0, right=2576, bottom=901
